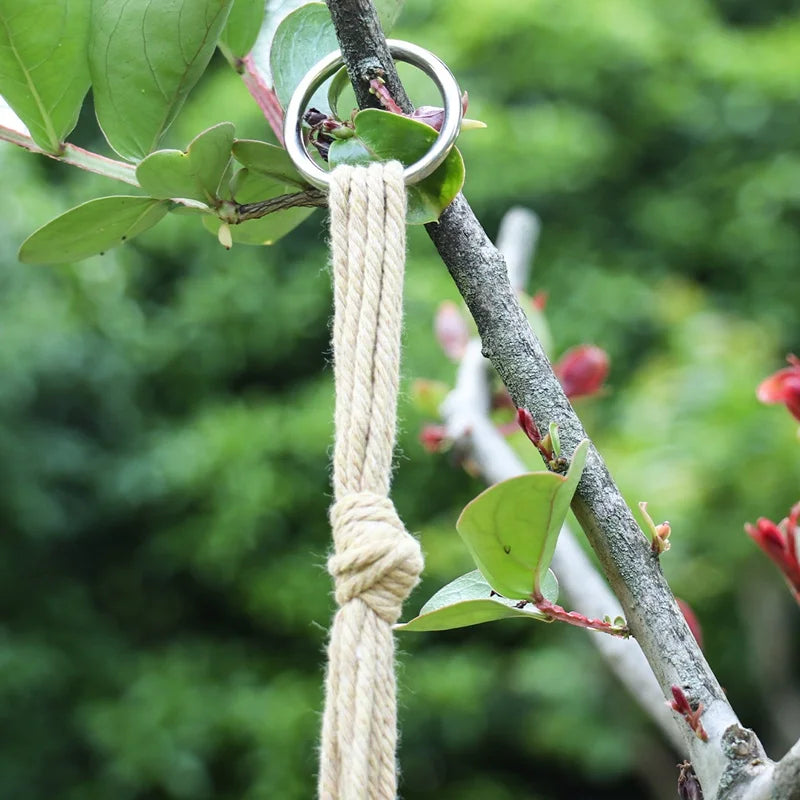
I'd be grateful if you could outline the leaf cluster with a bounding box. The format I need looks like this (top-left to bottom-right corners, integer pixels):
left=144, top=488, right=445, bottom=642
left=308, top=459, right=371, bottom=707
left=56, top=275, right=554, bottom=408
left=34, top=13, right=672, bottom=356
left=1, top=0, right=466, bottom=264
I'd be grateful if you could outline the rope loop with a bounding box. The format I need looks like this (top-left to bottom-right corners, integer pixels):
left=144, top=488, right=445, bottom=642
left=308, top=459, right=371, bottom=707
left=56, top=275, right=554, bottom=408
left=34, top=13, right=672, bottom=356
left=329, top=492, right=424, bottom=623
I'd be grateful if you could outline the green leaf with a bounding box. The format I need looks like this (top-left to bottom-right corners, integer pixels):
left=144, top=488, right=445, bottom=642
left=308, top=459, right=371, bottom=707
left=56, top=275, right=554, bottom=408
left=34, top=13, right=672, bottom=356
left=90, top=0, right=235, bottom=161
left=269, top=3, right=337, bottom=111
left=0, top=0, right=91, bottom=153
left=457, top=439, right=590, bottom=599
left=327, top=136, right=372, bottom=167
left=549, top=422, right=561, bottom=458
left=204, top=168, right=314, bottom=245
left=251, top=0, right=402, bottom=90
left=219, top=0, right=265, bottom=59
left=327, top=66, right=352, bottom=120
left=329, top=109, right=465, bottom=224
left=203, top=210, right=312, bottom=245
left=396, top=569, right=558, bottom=633
left=231, top=139, right=308, bottom=186
left=136, top=123, right=235, bottom=205
left=19, top=196, right=170, bottom=264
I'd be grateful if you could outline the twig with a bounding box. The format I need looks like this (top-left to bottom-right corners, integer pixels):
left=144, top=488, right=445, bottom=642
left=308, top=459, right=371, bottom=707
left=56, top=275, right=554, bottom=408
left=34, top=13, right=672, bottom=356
left=0, top=125, right=138, bottom=186
left=235, top=188, right=327, bottom=220
left=240, top=54, right=286, bottom=145
left=323, top=1, right=784, bottom=796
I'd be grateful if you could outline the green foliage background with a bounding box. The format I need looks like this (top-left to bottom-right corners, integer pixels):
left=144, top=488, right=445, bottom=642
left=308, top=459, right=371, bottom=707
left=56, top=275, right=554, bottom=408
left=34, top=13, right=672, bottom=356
left=1, top=0, right=800, bottom=797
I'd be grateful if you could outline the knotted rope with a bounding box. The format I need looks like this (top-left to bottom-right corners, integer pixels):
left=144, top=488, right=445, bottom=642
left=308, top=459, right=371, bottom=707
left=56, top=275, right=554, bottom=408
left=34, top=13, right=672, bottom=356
left=319, top=161, right=424, bottom=800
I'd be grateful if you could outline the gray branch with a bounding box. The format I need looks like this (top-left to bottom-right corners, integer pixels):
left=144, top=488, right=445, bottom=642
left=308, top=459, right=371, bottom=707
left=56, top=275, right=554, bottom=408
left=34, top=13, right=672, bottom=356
left=323, top=0, right=791, bottom=796
left=235, top=188, right=327, bottom=221
left=772, top=738, right=800, bottom=800
left=442, top=208, right=682, bottom=751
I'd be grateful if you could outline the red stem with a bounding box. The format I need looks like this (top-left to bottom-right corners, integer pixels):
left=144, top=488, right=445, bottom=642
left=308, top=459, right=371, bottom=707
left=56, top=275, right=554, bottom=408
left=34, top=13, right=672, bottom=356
left=241, top=54, right=285, bottom=145
left=533, top=595, right=629, bottom=637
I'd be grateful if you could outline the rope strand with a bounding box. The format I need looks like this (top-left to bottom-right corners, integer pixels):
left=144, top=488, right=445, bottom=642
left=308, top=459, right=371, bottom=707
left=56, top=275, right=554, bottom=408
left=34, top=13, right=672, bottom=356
left=319, top=162, right=424, bottom=800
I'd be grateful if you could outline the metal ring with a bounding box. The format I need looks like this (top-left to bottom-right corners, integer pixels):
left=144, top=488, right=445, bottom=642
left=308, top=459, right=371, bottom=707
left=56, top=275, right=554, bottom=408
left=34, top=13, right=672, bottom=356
left=283, top=39, right=462, bottom=190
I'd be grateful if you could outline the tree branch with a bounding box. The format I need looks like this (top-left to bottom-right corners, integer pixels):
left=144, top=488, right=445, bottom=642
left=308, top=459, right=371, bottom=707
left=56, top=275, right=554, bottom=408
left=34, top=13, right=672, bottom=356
left=772, top=738, right=800, bottom=800
left=235, top=188, right=327, bottom=220
left=441, top=207, right=684, bottom=751
left=0, top=124, right=138, bottom=186
left=323, top=1, right=787, bottom=797
left=325, top=0, right=412, bottom=113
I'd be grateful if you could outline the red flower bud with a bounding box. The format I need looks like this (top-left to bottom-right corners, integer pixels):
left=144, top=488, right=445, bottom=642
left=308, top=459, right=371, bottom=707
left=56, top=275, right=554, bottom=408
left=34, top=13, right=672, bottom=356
left=676, top=598, right=704, bottom=650
left=745, top=502, right=800, bottom=602
left=553, top=345, right=610, bottom=400
left=516, top=408, right=541, bottom=446
left=434, top=300, right=469, bottom=361
left=419, top=424, right=448, bottom=453
left=756, top=354, right=800, bottom=422
left=668, top=686, right=708, bottom=742
left=531, top=291, right=548, bottom=312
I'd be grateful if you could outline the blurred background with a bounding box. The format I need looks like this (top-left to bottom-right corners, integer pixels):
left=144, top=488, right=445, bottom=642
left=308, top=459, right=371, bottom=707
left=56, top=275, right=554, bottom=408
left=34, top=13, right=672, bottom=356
left=1, top=0, right=800, bottom=797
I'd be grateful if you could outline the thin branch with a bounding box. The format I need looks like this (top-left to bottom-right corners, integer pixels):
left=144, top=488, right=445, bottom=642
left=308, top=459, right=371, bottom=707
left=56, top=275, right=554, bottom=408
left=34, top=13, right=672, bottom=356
left=324, top=1, right=781, bottom=797
left=324, top=0, right=412, bottom=113
left=240, top=54, right=286, bottom=145
left=0, top=122, right=314, bottom=219
left=235, top=188, right=327, bottom=221
left=441, top=208, right=685, bottom=752
left=0, top=125, right=138, bottom=185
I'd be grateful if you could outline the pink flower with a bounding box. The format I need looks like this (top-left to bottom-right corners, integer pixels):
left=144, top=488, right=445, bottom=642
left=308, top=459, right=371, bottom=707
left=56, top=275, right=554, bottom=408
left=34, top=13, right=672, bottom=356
left=553, top=345, right=609, bottom=400
left=756, top=354, right=800, bottom=422
left=745, top=502, right=800, bottom=603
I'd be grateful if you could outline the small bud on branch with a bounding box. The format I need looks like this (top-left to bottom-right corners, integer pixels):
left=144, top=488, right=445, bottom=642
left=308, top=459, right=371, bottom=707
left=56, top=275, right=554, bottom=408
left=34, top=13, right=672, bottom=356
left=668, top=685, right=709, bottom=742
left=639, top=501, right=671, bottom=554
left=677, top=761, right=704, bottom=800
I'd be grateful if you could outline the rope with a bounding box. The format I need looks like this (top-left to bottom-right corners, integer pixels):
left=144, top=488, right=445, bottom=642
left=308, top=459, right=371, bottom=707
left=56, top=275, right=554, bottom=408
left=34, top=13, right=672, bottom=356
left=319, top=162, right=424, bottom=800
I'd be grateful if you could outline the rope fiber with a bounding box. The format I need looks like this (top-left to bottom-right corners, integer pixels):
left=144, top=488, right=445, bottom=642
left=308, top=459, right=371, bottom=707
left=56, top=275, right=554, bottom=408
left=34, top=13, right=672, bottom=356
left=319, top=162, right=424, bottom=800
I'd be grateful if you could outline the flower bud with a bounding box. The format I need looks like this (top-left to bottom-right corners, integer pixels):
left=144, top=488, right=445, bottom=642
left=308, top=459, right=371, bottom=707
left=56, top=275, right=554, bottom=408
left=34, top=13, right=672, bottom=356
left=745, top=502, right=800, bottom=601
left=531, top=291, right=548, bottom=312
left=553, top=344, right=609, bottom=400
left=756, top=354, right=800, bottom=422
left=419, top=424, right=448, bottom=453
left=516, top=407, right=541, bottom=446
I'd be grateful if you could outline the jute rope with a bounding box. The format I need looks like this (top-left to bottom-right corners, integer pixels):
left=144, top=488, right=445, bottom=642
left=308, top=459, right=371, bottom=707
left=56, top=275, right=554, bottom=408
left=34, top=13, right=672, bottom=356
left=319, top=161, right=424, bottom=800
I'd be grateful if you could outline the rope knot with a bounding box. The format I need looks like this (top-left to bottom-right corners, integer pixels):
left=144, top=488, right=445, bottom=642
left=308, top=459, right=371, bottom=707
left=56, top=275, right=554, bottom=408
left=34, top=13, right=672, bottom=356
left=329, top=492, right=424, bottom=623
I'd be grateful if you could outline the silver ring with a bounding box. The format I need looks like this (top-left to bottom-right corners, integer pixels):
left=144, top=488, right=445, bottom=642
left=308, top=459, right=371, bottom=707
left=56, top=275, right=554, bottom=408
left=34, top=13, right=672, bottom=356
left=283, top=39, right=462, bottom=190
